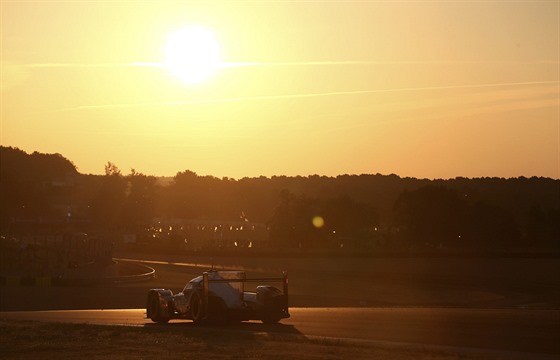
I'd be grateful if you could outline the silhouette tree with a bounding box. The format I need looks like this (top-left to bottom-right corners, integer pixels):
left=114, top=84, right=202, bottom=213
left=268, top=192, right=320, bottom=248
left=2, top=146, right=559, bottom=251
left=323, top=196, right=379, bottom=247
left=269, top=192, right=379, bottom=248
left=166, top=170, right=203, bottom=219
left=394, top=185, right=468, bottom=248
left=463, top=201, right=520, bottom=248
left=527, top=205, right=560, bottom=248
left=121, top=169, right=157, bottom=231
left=0, top=147, right=77, bottom=225
left=90, top=162, right=127, bottom=230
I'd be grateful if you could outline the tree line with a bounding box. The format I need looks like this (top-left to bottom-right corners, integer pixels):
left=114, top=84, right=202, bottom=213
left=1, top=146, right=558, bottom=250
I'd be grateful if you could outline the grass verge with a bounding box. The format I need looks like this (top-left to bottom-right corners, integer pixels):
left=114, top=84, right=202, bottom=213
left=0, top=319, right=526, bottom=360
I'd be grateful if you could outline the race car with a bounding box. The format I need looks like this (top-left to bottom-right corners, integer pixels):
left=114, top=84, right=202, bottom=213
left=146, top=270, right=289, bottom=324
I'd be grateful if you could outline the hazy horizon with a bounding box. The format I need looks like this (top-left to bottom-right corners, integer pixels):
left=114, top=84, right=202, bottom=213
left=5, top=145, right=560, bottom=182
left=1, top=1, right=558, bottom=180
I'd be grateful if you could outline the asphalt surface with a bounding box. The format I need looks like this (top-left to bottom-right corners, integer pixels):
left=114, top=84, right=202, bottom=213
left=1, top=307, right=558, bottom=358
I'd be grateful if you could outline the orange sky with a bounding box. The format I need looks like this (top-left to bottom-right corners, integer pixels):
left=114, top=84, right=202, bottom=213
left=1, top=1, right=559, bottom=179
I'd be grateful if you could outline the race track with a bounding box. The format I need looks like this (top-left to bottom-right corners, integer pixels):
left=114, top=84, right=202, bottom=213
left=1, top=307, right=558, bottom=358
left=2, top=256, right=560, bottom=358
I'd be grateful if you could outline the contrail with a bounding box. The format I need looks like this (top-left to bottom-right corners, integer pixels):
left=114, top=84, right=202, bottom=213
left=22, top=63, right=134, bottom=68
left=20, top=59, right=559, bottom=69
left=21, top=61, right=381, bottom=68
left=222, top=60, right=560, bottom=67
left=58, top=80, right=558, bottom=112
left=18, top=62, right=163, bottom=69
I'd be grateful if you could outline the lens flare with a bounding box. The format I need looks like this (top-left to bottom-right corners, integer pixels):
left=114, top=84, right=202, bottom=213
left=312, top=216, right=325, bottom=228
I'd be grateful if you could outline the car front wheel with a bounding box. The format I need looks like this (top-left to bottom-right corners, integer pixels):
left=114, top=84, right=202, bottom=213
left=190, top=292, right=205, bottom=324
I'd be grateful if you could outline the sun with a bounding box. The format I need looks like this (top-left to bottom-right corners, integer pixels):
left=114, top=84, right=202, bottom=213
left=163, top=26, right=222, bottom=85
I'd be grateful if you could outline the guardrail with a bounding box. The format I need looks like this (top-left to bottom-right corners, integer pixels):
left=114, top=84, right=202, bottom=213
left=0, top=261, right=155, bottom=287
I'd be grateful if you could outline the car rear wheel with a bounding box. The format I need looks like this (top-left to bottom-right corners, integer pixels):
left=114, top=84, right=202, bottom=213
left=148, top=293, right=169, bottom=323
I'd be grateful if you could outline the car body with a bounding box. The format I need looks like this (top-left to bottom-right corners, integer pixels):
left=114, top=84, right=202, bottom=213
left=146, top=270, right=289, bottom=324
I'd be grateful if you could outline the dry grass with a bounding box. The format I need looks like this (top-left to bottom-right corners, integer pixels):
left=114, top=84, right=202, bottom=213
left=0, top=319, right=515, bottom=360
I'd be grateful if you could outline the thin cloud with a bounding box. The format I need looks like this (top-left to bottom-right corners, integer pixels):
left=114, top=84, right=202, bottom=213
left=18, top=59, right=559, bottom=69
left=57, top=80, right=559, bottom=112
left=22, top=63, right=134, bottom=68
left=223, top=60, right=560, bottom=68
